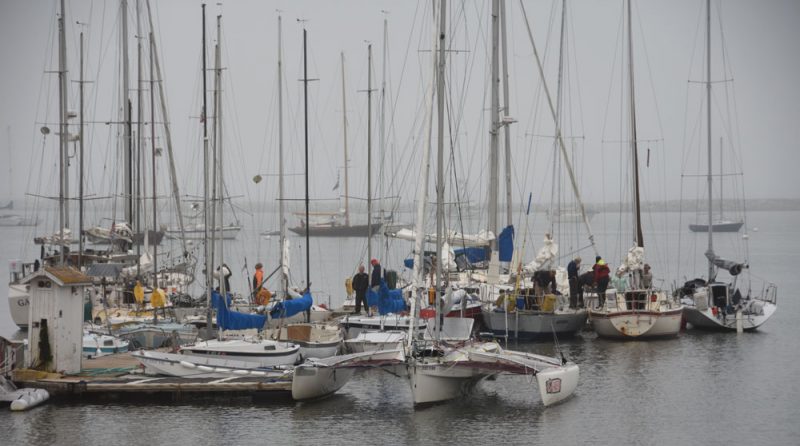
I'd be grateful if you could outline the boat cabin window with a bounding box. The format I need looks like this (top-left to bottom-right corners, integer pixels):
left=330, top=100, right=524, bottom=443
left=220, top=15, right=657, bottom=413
left=624, top=291, right=647, bottom=310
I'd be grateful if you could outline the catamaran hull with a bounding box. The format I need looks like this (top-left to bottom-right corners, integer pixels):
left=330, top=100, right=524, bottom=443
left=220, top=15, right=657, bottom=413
left=291, top=365, right=355, bottom=401
left=590, top=308, right=683, bottom=339
left=132, top=350, right=291, bottom=378
left=536, top=363, right=580, bottom=406
left=482, top=309, right=588, bottom=340
left=683, top=303, right=776, bottom=331
left=407, top=363, right=486, bottom=406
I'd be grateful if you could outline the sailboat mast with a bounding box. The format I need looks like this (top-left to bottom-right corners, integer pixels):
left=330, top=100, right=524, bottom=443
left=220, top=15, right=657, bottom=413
left=488, top=0, right=500, bottom=251
left=201, top=3, right=212, bottom=337
left=122, top=0, right=133, bottom=228
left=719, top=137, right=723, bottom=219
left=278, top=15, right=287, bottom=297
left=341, top=52, right=350, bottom=227
left=303, top=28, right=311, bottom=291
left=147, top=33, right=158, bottom=287
left=379, top=16, right=388, bottom=258
left=136, top=0, right=144, bottom=277
left=549, top=0, right=567, bottom=236
left=500, top=0, right=513, bottom=228
left=435, top=0, right=447, bottom=335
left=215, top=14, right=226, bottom=304
left=78, top=31, right=85, bottom=268
left=367, top=44, right=373, bottom=268
left=627, top=0, right=643, bottom=248
left=145, top=0, right=188, bottom=255
left=706, top=0, right=714, bottom=280
left=57, top=0, right=68, bottom=265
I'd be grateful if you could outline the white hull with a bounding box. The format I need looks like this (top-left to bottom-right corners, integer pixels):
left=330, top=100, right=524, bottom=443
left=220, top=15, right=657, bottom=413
left=407, top=361, right=485, bottom=406
left=342, top=315, right=427, bottom=339
left=7, top=285, right=28, bottom=329
left=166, top=225, right=241, bottom=240
left=589, top=289, right=683, bottom=339
left=82, top=332, right=130, bottom=359
left=180, top=339, right=301, bottom=368
left=344, top=330, right=406, bottom=353
left=132, top=350, right=293, bottom=378
left=683, top=303, right=776, bottom=331
left=482, top=308, right=588, bottom=340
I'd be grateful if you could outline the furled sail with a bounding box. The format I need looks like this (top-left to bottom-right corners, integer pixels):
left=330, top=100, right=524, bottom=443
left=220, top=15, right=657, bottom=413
left=705, top=249, right=745, bottom=276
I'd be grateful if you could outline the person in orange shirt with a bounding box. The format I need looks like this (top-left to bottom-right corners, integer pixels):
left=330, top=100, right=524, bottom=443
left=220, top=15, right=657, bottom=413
left=253, top=263, right=264, bottom=292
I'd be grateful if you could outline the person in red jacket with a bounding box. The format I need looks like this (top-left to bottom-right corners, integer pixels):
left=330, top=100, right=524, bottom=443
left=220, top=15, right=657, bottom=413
left=593, top=258, right=611, bottom=308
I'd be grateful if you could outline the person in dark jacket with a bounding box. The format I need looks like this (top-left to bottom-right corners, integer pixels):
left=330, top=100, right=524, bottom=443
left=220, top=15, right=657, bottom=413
left=370, top=258, right=383, bottom=291
left=567, top=257, right=582, bottom=308
left=593, top=259, right=611, bottom=308
left=352, top=265, right=370, bottom=315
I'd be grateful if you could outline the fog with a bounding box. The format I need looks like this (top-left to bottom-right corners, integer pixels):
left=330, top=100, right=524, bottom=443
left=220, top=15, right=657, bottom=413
left=1, top=0, right=798, bottom=226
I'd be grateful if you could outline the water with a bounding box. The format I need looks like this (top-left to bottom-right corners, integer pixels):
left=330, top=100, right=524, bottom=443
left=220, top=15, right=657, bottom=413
left=2, top=209, right=799, bottom=445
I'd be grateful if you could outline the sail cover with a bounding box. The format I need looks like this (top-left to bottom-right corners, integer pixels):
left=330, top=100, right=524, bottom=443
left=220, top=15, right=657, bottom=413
left=705, top=249, right=745, bottom=276
left=366, top=280, right=407, bottom=315
left=270, top=291, right=314, bottom=319
left=213, top=291, right=266, bottom=331
left=498, top=225, right=514, bottom=262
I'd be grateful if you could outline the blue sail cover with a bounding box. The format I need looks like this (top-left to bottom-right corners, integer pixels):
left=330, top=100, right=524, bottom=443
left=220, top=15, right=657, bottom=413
left=212, top=291, right=266, bottom=331
left=498, top=225, right=514, bottom=262
left=270, top=291, right=314, bottom=319
left=367, top=280, right=407, bottom=315
left=454, top=247, right=488, bottom=264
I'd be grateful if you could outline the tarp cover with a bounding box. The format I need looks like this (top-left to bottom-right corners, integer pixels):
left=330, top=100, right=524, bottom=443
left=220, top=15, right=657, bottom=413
left=270, top=291, right=313, bottom=319
left=366, top=280, right=407, bottom=315
left=498, top=225, right=514, bottom=262
left=212, top=291, right=266, bottom=331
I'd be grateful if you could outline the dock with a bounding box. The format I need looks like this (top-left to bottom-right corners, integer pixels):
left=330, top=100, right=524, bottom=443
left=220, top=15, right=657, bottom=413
left=11, top=351, right=293, bottom=402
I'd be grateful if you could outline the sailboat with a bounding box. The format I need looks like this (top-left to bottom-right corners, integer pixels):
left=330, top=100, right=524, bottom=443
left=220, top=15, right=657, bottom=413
left=688, top=140, right=743, bottom=232
left=679, top=0, right=777, bottom=331
left=287, top=51, right=381, bottom=238
left=588, top=0, right=683, bottom=339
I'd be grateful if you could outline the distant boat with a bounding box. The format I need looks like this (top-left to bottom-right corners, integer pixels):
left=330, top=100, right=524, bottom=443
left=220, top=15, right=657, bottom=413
left=289, top=216, right=381, bottom=237
left=0, top=214, right=38, bottom=227
left=688, top=219, right=744, bottom=233
left=165, top=222, right=241, bottom=240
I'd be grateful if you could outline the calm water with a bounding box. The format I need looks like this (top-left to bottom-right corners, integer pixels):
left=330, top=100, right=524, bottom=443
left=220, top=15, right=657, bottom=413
left=2, top=209, right=799, bottom=445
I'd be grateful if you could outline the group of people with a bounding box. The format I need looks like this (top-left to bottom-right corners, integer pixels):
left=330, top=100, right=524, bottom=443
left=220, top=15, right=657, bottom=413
left=351, top=258, right=383, bottom=315
left=566, top=256, right=653, bottom=309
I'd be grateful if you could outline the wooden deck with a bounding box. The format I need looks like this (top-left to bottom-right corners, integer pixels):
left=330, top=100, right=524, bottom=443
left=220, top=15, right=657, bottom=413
left=11, top=351, right=293, bottom=401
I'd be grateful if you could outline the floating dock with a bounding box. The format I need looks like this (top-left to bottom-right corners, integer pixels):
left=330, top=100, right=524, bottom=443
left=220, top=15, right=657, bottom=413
left=11, top=351, right=293, bottom=402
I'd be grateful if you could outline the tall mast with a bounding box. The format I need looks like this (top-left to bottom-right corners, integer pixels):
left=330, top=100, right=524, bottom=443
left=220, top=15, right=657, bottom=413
left=201, top=3, right=212, bottom=337
left=136, top=0, right=143, bottom=277
left=215, top=13, right=225, bottom=339
left=57, top=0, right=68, bottom=265
left=408, top=0, right=439, bottom=351
left=278, top=15, right=287, bottom=297
left=302, top=28, right=311, bottom=291
left=627, top=0, right=643, bottom=248
left=78, top=31, right=85, bottom=268
left=367, top=44, right=373, bottom=267
left=500, top=0, right=513, bottom=228
left=341, top=52, right=350, bottom=226
left=705, top=0, right=714, bottom=279
left=488, top=0, right=500, bottom=251
left=719, top=137, right=723, bottom=218
left=435, top=0, right=447, bottom=336
left=122, top=0, right=132, bottom=227
left=149, top=33, right=158, bottom=287
left=379, top=16, right=388, bottom=258
left=145, top=0, right=188, bottom=255
left=549, top=0, right=567, bottom=236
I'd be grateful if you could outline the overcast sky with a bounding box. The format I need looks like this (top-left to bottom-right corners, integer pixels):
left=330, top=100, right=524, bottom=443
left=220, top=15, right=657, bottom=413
left=1, top=0, right=799, bottom=225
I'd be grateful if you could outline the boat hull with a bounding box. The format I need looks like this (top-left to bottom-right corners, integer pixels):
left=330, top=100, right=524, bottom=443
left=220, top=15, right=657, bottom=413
left=589, top=308, right=683, bottom=339
left=407, top=362, right=486, bottom=406
left=7, top=284, right=29, bottom=330
left=288, top=223, right=382, bottom=237
left=689, top=221, right=744, bottom=232
left=482, top=308, right=588, bottom=340
left=683, top=302, right=776, bottom=331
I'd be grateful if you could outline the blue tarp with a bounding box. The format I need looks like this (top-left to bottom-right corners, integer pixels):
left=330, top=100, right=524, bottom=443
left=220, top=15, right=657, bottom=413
left=454, top=247, right=488, bottom=264
left=498, top=225, right=514, bottom=262
left=212, top=291, right=266, bottom=331
left=269, top=291, right=313, bottom=319
left=366, top=280, right=407, bottom=315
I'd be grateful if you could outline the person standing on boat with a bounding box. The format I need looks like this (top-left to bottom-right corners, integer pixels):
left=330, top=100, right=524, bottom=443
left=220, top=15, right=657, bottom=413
left=641, top=264, right=653, bottom=289
left=252, top=263, right=264, bottom=293
left=593, top=258, right=611, bottom=308
left=612, top=268, right=628, bottom=293
left=352, top=265, right=369, bottom=315
left=370, top=258, right=383, bottom=291
left=567, top=257, right=582, bottom=309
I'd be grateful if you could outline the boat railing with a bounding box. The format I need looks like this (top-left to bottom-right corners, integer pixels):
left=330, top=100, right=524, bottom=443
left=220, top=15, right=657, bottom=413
left=764, top=283, right=778, bottom=305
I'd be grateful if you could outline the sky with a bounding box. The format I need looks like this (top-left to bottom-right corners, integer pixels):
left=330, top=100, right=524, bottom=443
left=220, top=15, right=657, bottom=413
left=0, top=0, right=799, bottom=226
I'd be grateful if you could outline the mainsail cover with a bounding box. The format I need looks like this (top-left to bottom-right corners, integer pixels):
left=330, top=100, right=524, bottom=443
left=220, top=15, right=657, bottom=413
left=498, top=225, right=514, bottom=262
left=270, top=291, right=314, bottom=319
left=212, top=291, right=266, bottom=331
left=705, top=249, right=745, bottom=276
